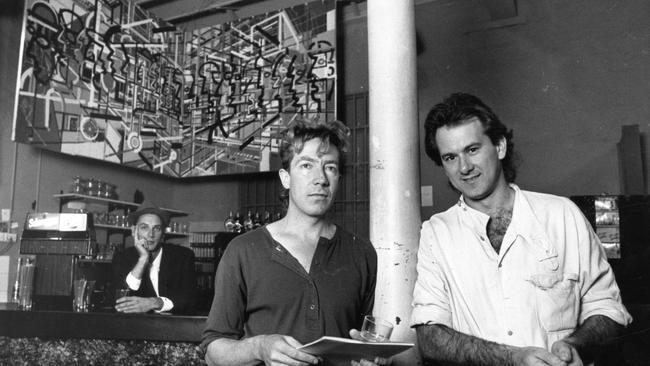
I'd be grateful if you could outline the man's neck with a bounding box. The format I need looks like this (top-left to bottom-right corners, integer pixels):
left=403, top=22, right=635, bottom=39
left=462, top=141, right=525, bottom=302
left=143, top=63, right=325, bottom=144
left=274, top=209, right=335, bottom=241
left=266, top=210, right=335, bottom=273
left=464, top=181, right=515, bottom=216
left=149, top=246, right=162, bottom=262
left=464, top=181, right=515, bottom=254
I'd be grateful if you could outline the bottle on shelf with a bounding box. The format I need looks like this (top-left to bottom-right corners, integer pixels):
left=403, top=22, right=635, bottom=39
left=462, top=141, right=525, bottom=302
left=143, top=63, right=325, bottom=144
left=243, top=210, right=254, bottom=232
left=252, top=211, right=262, bottom=229
left=263, top=211, right=271, bottom=225
left=224, top=211, right=235, bottom=232
left=233, top=212, right=243, bottom=233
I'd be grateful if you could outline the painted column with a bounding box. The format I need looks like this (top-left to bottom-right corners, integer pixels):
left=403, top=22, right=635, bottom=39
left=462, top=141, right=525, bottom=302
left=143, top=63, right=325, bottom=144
left=367, top=0, right=420, bottom=342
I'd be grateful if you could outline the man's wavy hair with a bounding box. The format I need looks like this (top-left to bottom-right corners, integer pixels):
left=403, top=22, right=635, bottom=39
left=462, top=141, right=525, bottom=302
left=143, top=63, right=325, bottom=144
left=423, top=92, right=517, bottom=183
left=278, top=119, right=350, bottom=209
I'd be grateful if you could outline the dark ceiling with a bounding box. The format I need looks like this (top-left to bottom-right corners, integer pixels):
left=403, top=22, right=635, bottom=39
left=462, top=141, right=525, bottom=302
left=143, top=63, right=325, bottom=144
left=136, top=0, right=518, bottom=32
left=136, top=0, right=327, bottom=31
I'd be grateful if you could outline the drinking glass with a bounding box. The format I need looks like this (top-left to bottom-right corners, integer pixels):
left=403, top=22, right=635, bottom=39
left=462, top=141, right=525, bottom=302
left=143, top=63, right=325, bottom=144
left=115, top=288, right=130, bottom=303
left=73, top=279, right=87, bottom=311
left=359, top=315, right=393, bottom=342
left=17, top=260, right=36, bottom=310
left=84, top=280, right=96, bottom=311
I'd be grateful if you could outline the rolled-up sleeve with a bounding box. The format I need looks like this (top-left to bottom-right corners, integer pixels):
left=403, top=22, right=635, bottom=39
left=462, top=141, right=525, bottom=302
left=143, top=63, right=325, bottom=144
left=411, top=221, right=453, bottom=328
left=571, top=203, right=632, bottom=326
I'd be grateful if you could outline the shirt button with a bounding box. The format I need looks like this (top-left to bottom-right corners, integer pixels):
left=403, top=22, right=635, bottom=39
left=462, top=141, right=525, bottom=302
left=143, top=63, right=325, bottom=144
left=480, top=236, right=485, bottom=241
left=309, top=304, right=316, bottom=310
left=507, top=330, right=513, bottom=336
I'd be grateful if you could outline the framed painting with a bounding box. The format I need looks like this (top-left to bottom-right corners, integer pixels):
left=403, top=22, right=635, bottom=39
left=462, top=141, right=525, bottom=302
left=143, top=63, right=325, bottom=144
left=13, top=0, right=337, bottom=177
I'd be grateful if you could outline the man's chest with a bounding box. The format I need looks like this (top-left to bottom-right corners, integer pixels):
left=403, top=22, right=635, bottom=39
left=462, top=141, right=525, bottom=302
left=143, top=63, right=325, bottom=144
left=440, top=230, right=581, bottom=334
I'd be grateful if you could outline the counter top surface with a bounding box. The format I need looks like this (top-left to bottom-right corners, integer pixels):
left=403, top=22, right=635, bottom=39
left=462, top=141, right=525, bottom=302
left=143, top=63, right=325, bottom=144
left=0, top=302, right=206, bottom=342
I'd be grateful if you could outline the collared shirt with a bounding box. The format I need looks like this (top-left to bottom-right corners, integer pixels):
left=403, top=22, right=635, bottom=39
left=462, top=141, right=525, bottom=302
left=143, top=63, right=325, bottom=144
left=411, top=184, right=631, bottom=349
left=126, top=248, right=174, bottom=312
left=200, top=225, right=377, bottom=355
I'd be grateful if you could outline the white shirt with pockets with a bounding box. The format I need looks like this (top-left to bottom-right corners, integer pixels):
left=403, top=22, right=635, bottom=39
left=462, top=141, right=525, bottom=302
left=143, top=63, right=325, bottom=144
left=411, top=184, right=632, bottom=349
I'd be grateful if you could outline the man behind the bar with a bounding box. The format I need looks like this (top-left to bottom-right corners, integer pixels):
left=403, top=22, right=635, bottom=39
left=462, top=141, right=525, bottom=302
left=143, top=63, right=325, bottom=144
left=201, top=120, right=382, bottom=366
left=112, top=202, right=197, bottom=314
left=412, top=93, right=631, bottom=366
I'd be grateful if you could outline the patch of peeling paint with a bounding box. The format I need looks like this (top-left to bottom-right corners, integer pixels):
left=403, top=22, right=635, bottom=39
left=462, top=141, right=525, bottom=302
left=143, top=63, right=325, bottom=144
left=371, top=160, right=385, bottom=169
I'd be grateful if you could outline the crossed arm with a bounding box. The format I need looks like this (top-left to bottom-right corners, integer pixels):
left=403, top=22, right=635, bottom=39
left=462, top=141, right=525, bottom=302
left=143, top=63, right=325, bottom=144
left=416, top=315, right=624, bottom=366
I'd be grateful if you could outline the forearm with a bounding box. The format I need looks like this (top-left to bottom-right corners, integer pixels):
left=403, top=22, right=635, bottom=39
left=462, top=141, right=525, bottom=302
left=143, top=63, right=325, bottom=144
left=205, top=337, right=263, bottom=366
left=416, top=324, right=515, bottom=366
left=129, top=257, right=148, bottom=279
left=564, top=315, right=625, bottom=361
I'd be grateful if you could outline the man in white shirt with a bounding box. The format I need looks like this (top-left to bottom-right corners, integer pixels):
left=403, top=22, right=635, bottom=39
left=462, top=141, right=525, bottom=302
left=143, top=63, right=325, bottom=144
left=411, top=92, right=631, bottom=366
left=112, top=202, right=196, bottom=314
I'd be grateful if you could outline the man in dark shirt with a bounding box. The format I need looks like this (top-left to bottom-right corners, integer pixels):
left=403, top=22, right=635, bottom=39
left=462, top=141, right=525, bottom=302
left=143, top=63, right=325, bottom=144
left=201, top=120, right=381, bottom=366
left=112, top=202, right=197, bottom=314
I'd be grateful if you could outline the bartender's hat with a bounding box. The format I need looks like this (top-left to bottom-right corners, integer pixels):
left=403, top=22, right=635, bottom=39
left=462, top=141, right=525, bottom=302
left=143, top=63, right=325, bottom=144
left=128, top=200, right=170, bottom=228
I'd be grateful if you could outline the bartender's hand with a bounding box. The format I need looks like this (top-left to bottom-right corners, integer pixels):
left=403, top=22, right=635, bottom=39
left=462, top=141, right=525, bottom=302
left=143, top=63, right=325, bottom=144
left=132, top=227, right=150, bottom=260
left=551, top=340, right=583, bottom=366
left=115, top=296, right=163, bottom=313
left=349, top=329, right=391, bottom=365
left=511, top=346, right=568, bottom=366
left=255, top=334, right=320, bottom=365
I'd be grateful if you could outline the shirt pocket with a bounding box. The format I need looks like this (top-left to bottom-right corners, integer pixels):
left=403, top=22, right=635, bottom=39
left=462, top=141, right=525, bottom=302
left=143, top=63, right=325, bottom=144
left=528, top=272, right=580, bottom=332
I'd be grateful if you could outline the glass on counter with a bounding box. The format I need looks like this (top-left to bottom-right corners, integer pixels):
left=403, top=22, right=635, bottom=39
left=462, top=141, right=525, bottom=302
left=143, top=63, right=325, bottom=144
left=14, top=257, right=35, bottom=310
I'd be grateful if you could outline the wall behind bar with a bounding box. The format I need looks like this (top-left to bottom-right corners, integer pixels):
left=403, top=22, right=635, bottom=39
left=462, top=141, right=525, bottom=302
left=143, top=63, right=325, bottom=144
left=341, top=0, right=650, bottom=218
left=415, top=0, right=650, bottom=217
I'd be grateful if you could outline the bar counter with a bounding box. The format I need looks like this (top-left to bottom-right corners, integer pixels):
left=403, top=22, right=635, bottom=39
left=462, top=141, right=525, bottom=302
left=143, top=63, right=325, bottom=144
left=0, top=302, right=207, bottom=365
left=2, top=302, right=650, bottom=365
left=0, top=302, right=204, bottom=341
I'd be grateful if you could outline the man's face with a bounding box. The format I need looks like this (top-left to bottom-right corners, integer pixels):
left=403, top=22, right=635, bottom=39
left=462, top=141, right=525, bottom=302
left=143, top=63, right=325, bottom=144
left=134, top=213, right=164, bottom=252
left=435, top=118, right=507, bottom=204
left=280, top=137, right=341, bottom=218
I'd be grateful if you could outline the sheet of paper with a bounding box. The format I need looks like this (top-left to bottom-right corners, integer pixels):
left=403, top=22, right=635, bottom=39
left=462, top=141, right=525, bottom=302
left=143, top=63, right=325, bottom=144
left=299, top=336, right=413, bottom=366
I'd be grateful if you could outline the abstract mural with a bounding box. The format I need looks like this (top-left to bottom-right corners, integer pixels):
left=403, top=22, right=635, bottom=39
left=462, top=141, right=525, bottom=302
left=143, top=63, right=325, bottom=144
left=13, top=0, right=337, bottom=177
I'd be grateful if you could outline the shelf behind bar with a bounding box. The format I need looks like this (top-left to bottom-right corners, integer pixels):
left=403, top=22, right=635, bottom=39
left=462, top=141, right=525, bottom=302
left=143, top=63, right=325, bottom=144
left=54, top=193, right=189, bottom=217
left=54, top=193, right=140, bottom=208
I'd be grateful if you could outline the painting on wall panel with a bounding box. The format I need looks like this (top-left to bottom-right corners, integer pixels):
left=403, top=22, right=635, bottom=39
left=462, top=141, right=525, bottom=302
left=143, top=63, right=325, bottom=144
left=13, top=0, right=337, bottom=177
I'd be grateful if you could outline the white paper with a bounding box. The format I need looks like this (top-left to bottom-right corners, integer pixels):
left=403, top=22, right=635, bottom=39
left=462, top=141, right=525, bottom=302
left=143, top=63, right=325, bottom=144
left=299, top=336, right=413, bottom=365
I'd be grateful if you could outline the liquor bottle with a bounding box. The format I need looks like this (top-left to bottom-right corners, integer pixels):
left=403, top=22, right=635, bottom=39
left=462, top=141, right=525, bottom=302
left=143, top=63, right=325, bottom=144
left=233, top=212, right=243, bottom=233
left=224, top=211, right=235, bottom=232
left=243, top=210, right=254, bottom=232
left=252, top=211, right=262, bottom=229
left=263, top=211, right=271, bottom=225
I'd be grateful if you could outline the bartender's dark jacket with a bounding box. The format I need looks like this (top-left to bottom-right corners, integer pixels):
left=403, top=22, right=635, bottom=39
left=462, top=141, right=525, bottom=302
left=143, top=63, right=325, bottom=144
left=112, top=243, right=197, bottom=315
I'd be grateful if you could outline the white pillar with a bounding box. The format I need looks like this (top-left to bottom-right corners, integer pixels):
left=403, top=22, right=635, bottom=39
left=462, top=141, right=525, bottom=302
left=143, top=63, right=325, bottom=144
left=367, top=0, right=420, bottom=342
